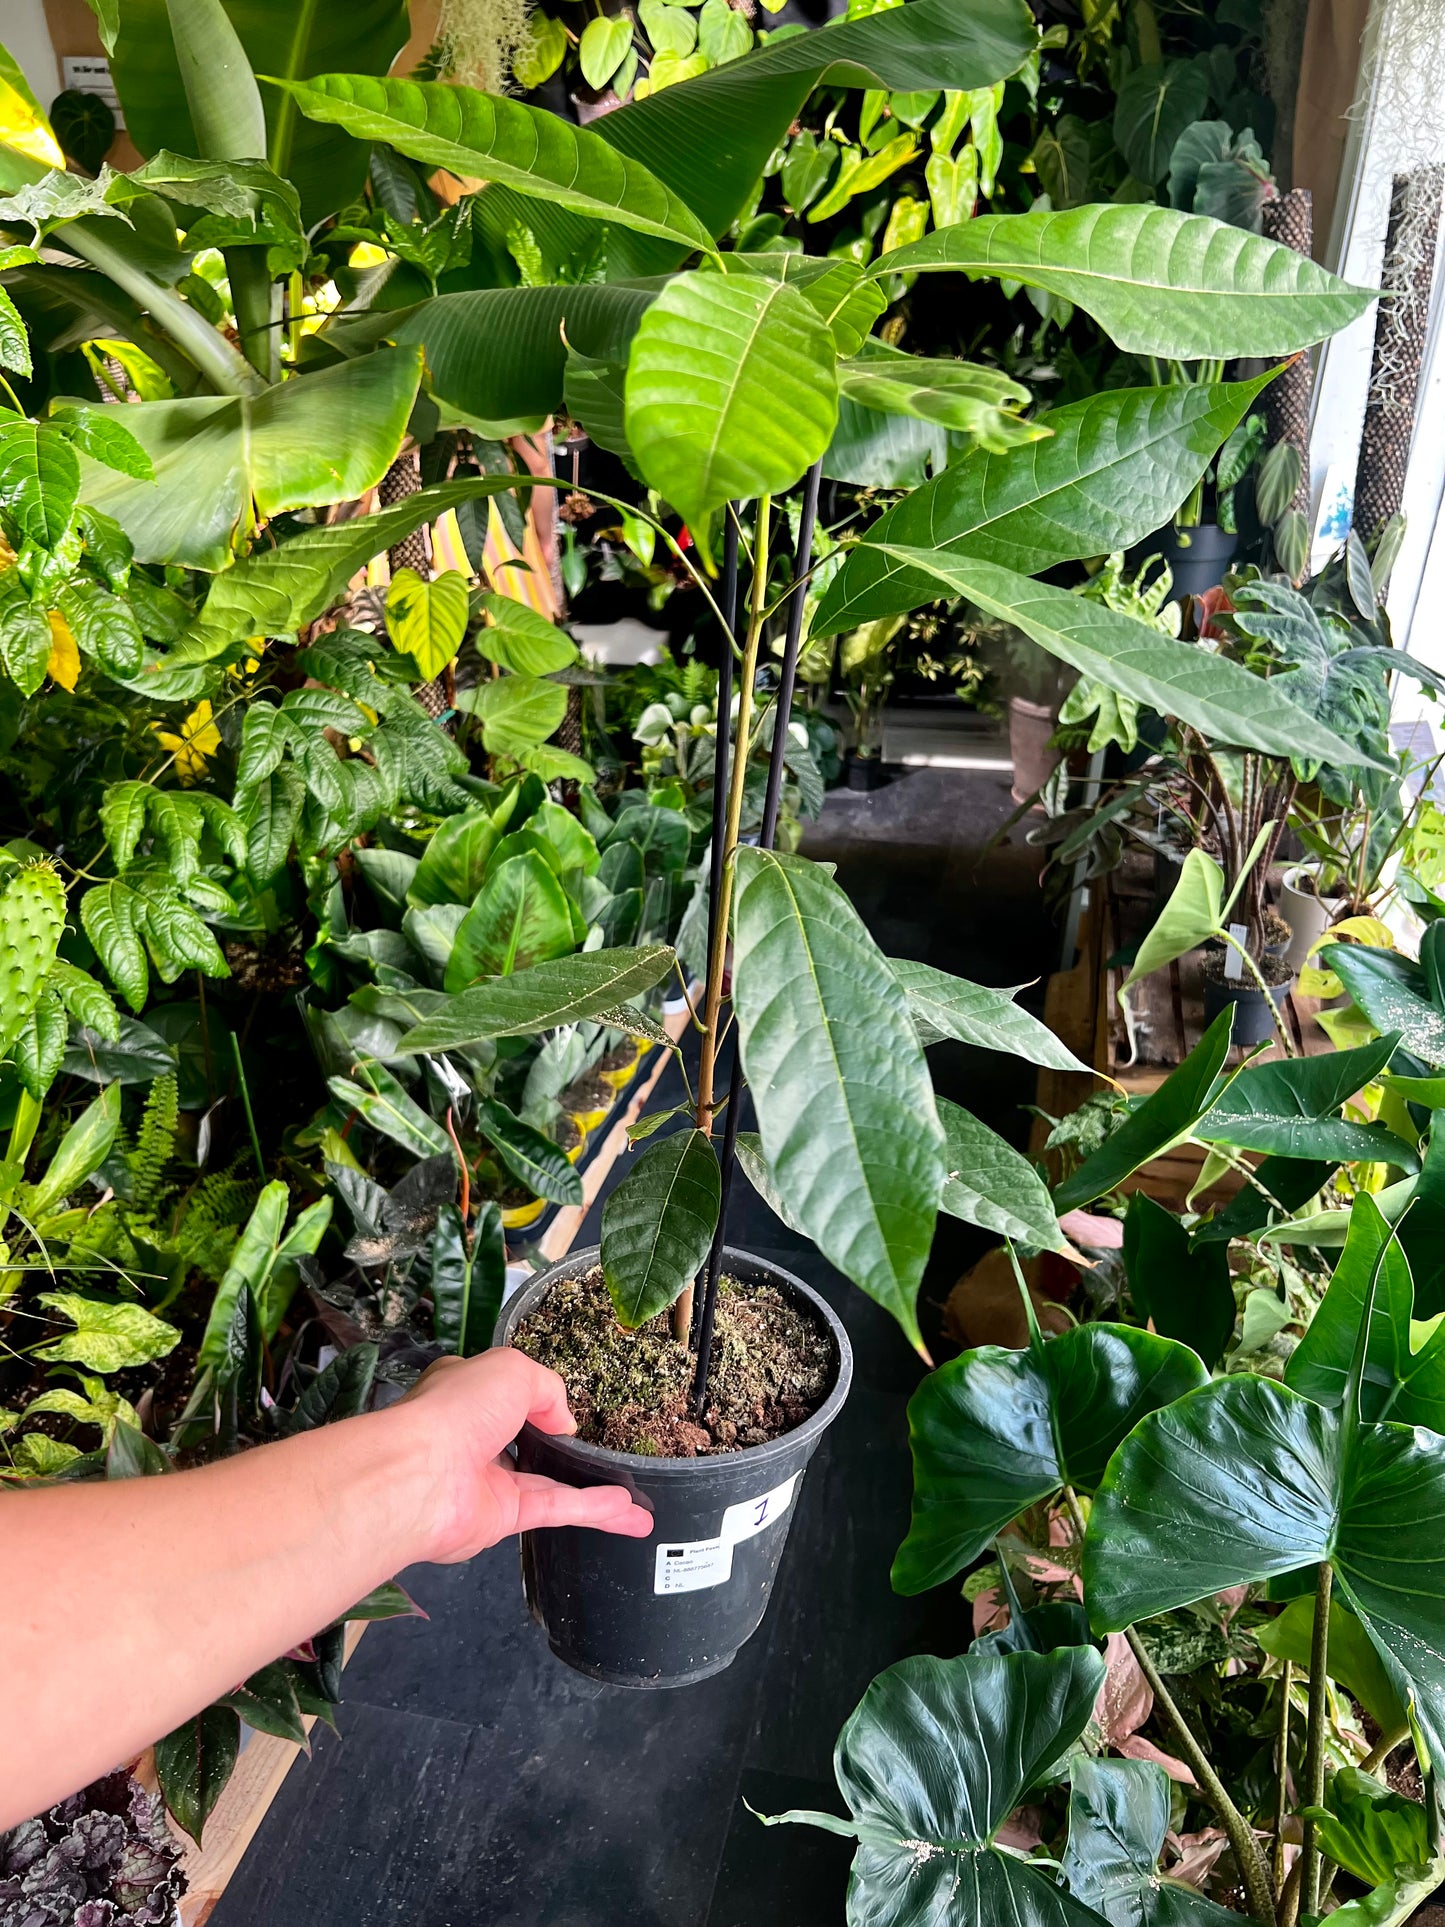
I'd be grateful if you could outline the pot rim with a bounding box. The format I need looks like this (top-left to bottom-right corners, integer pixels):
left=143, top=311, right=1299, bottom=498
left=1281, top=863, right=1345, bottom=903
left=496, top=1243, right=855, bottom=1477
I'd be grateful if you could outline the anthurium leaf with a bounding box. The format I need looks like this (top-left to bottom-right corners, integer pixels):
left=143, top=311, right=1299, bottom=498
left=386, top=566, right=468, bottom=680
left=813, top=375, right=1275, bottom=637
left=1196, top=1032, right=1417, bottom=1167
left=601, top=1127, right=721, bottom=1328
left=875, top=205, right=1375, bottom=358
left=409, top=804, right=499, bottom=909
left=474, top=593, right=577, bottom=674
left=1061, top=1755, right=1240, bottom=1926
left=937, top=1097, right=1066, bottom=1250
left=460, top=673, right=568, bottom=751
left=894, top=1321, right=1206, bottom=1592
left=624, top=271, right=839, bottom=545
left=1123, top=1191, right=1236, bottom=1369
left=272, top=73, right=714, bottom=254
left=1254, top=1603, right=1407, bottom=1736
left=760, top=1648, right=1109, bottom=1927
left=1324, top=942, right=1445, bottom=1068
left=395, top=944, right=675, bottom=1050
left=1084, top=1373, right=1445, bottom=1771
left=873, top=553, right=1374, bottom=771
left=1054, top=1009, right=1234, bottom=1212
left=732, top=847, right=945, bottom=1355
left=153, top=1705, right=241, bottom=1846
left=1122, top=849, right=1225, bottom=990
left=478, top=1096, right=582, bottom=1206
left=1113, top=63, right=1209, bottom=184
left=328, top=1071, right=452, bottom=1161
left=445, top=851, right=575, bottom=991
left=891, top=955, right=1089, bottom=1072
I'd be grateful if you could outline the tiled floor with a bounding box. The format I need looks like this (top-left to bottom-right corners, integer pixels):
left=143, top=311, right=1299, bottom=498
left=212, top=766, right=1052, bottom=1927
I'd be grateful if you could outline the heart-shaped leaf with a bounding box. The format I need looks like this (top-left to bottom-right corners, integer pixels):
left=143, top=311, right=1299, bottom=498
left=891, top=955, right=1090, bottom=1072
left=601, top=1127, right=720, bottom=1328
left=1060, top=1756, right=1240, bottom=1925
left=474, top=594, right=577, bottom=674
left=1123, top=1192, right=1236, bottom=1369
left=1113, top=63, right=1209, bottom=184
left=396, top=944, right=675, bottom=1051
left=459, top=673, right=569, bottom=753
left=387, top=567, right=469, bottom=681
left=445, top=851, right=575, bottom=990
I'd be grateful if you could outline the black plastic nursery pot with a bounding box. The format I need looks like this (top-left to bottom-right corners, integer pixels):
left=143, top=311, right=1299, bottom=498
left=495, top=1246, right=854, bottom=1689
left=1133, top=521, right=1238, bottom=600
left=1203, top=971, right=1294, bottom=1048
left=844, top=749, right=888, bottom=791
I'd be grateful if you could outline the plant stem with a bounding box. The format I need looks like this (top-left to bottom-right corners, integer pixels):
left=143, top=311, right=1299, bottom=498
left=1299, top=1561, right=1334, bottom=1920
left=230, top=1033, right=265, bottom=1179
left=1274, top=1660, right=1293, bottom=1894
left=1361, top=1723, right=1410, bottom=1775
left=1218, top=928, right=1296, bottom=1056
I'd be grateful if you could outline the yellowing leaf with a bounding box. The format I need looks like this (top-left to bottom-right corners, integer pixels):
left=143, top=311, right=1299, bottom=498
left=154, top=698, right=222, bottom=783
left=386, top=567, right=469, bottom=680
left=45, top=610, right=80, bottom=691
left=0, top=46, right=65, bottom=172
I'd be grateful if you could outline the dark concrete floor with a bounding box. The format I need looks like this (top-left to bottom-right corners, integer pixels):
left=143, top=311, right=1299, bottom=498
left=212, top=766, right=1054, bottom=1927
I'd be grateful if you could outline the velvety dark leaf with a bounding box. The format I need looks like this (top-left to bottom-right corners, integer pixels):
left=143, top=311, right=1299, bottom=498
left=478, top=1096, right=582, bottom=1206
left=283, top=1343, right=379, bottom=1433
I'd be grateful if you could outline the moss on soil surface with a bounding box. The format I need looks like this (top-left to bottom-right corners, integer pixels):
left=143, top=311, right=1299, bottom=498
left=512, top=1266, right=834, bottom=1457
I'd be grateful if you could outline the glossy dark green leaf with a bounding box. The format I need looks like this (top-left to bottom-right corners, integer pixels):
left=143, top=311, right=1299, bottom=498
left=1254, top=1600, right=1407, bottom=1735
left=732, top=848, right=944, bottom=1354
left=937, top=1096, right=1065, bottom=1250
left=1196, top=1032, right=1416, bottom=1168
left=1325, top=942, right=1445, bottom=1068
left=478, top=1096, right=582, bottom=1206
left=1114, top=64, right=1209, bottom=184
left=1060, top=1755, right=1240, bottom=1926
left=432, top=1201, right=505, bottom=1355
left=894, top=1322, right=1207, bottom=1593
left=601, top=1127, right=720, bottom=1328
left=444, top=852, right=575, bottom=992
left=153, top=1704, right=241, bottom=1844
left=395, top=944, right=675, bottom=1052
left=1396, top=1126, right=1445, bottom=1320
left=1191, top=1155, right=1337, bottom=1244
left=760, top=1648, right=1109, bottom=1927
left=891, top=955, right=1089, bottom=1072
left=1303, top=1767, right=1431, bottom=1888
left=218, top=1660, right=308, bottom=1745
left=1054, top=1009, right=1233, bottom=1211
left=1123, top=1191, right=1236, bottom=1368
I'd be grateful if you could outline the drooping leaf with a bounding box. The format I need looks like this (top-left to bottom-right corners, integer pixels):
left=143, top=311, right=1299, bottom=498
left=1060, top=1755, right=1240, bottom=1926
left=1122, top=849, right=1227, bottom=991
left=478, top=1096, right=582, bottom=1206
left=937, top=1097, right=1066, bottom=1250
left=601, top=1127, right=721, bottom=1328
left=1190, top=1154, right=1337, bottom=1245
left=1123, top=1191, right=1236, bottom=1369
left=395, top=944, right=676, bottom=1051
left=836, top=346, right=1044, bottom=451
left=1254, top=1602, right=1407, bottom=1736
left=891, top=955, right=1089, bottom=1072
left=1195, top=1033, right=1416, bottom=1168
left=445, top=851, right=575, bottom=991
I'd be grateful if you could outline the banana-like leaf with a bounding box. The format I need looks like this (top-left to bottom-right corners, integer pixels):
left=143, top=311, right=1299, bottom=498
left=878, top=553, right=1375, bottom=771
left=891, top=955, right=1089, bottom=1072
left=273, top=75, right=715, bottom=254
left=812, top=375, right=1275, bottom=637
left=72, top=347, right=423, bottom=568
left=1060, top=1756, right=1241, bottom=1926
left=1124, top=1191, right=1236, bottom=1370
left=875, top=205, right=1375, bottom=358
left=1195, top=1033, right=1417, bottom=1169
left=893, top=1319, right=1206, bottom=1592
left=601, top=1127, right=720, bottom=1328
left=395, top=944, right=675, bottom=1051
left=477, top=1096, right=582, bottom=1206
left=731, top=848, right=944, bottom=1355
left=937, top=1097, right=1066, bottom=1250
left=759, top=1648, right=1109, bottom=1927
left=445, top=852, right=575, bottom=992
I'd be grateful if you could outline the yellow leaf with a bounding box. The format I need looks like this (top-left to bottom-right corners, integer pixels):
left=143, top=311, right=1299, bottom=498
left=1306, top=915, right=1393, bottom=958
left=0, top=46, right=65, bottom=171
left=45, top=611, right=80, bottom=691
left=154, top=698, right=221, bottom=783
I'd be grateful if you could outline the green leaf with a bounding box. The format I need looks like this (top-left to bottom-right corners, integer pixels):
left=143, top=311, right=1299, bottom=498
left=430, top=1201, right=505, bottom=1355
left=445, top=851, right=575, bottom=991
left=0, top=284, right=32, bottom=378
left=1326, top=1864, right=1445, bottom=1927
left=937, top=1097, right=1065, bottom=1250
left=873, top=553, right=1375, bottom=771
left=1122, top=849, right=1226, bottom=990
left=1061, top=1756, right=1240, bottom=1925
left=274, top=72, right=713, bottom=254
left=28, top=1084, right=122, bottom=1215
left=836, top=348, right=1043, bottom=451
left=237, top=764, right=306, bottom=888
left=1324, top=942, right=1445, bottom=1069
left=624, top=271, right=838, bottom=549
left=0, top=595, right=52, bottom=696
left=460, top=673, right=568, bottom=752
left=474, top=593, right=577, bottom=674
left=153, top=1705, right=241, bottom=1846
left=396, top=944, right=676, bottom=1050
left=1113, top=63, right=1209, bottom=184
left=601, top=1128, right=721, bottom=1328
left=891, top=955, right=1089, bottom=1072
left=35, top=1290, right=180, bottom=1372
left=57, top=577, right=144, bottom=676
left=1302, top=1767, right=1431, bottom=1888
left=732, top=849, right=944, bottom=1354
left=875, top=205, right=1375, bottom=358
left=328, top=1070, right=452, bottom=1161
left=579, top=14, right=634, bottom=88
left=894, top=1321, right=1207, bottom=1592
left=1254, top=1602, right=1407, bottom=1736
left=0, top=419, right=79, bottom=548
left=1196, top=1033, right=1416, bottom=1167
left=71, top=348, right=424, bottom=570
left=50, top=400, right=153, bottom=478
left=478, top=1096, right=582, bottom=1205
left=760, top=1648, right=1109, bottom=1927
left=80, top=881, right=148, bottom=1011
left=1124, top=1191, right=1236, bottom=1368
left=409, top=804, right=499, bottom=908
left=386, top=565, right=468, bottom=680
left=1054, top=1008, right=1234, bottom=1211
left=814, top=375, right=1274, bottom=637
left=218, top=1662, right=307, bottom=1745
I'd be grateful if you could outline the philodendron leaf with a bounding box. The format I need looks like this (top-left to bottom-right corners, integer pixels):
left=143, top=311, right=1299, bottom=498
left=1060, top=1756, right=1240, bottom=1927
left=937, top=1097, right=1066, bottom=1251
left=894, top=1321, right=1206, bottom=1593
left=474, top=594, right=577, bottom=675
left=270, top=74, right=715, bottom=254
left=601, top=1128, right=721, bottom=1328
left=1326, top=1865, right=1445, bottom=1927
left=1324, top=942, right=1445, bottom=1068
left=760, top=1648, right=1109, bottom=1927
left=1195, top=1032, right=1417, bottom=1168
left=1304, top=1767, right=1432, bottom=1889
left=732, top=848, right=945, bottom=1355
left=1123, top=1192, right=1236, bottom=1370
left=431, top=1201, right=505, bottom=1354
left=1053, top=1009, right=1234, bottom=1212
left=875, top=552, right=1376, bottom=771
left=1085, top=1371, right=1445, bottom=1772
left=386, top=567, right=468, bottom=680
left=891, top=955, right=1089, bottom=1073
left=445, top=852, right=575, bottom=991
left=624, top=271, right=839, bottom=549
left=1122, top=850, right=1225, bottom=991
left=875, top=205, right=1375, bottom=358
left=459, top=674, right=569, bottom=753
left=814, top=376, right=1276, bottom=638
left=395, top=944, right=676, bottom=1051
left=327, top=1070, right=452, bottom=1161
left=478, top=1096, right=582, bottom=1206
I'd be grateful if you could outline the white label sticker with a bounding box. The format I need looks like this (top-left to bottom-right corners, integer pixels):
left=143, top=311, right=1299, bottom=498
left=1224, top=922, right=1248, bottom=981
left=654, top=1537, right=731, bottom=1594
left=61, top=56, right=126, bottom=127
left=720, top=1473, right=798, bottom=1546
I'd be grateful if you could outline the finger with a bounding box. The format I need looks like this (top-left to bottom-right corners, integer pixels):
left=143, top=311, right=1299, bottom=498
left=509, top=1354, right=578, bottom=1438
left=511, top=1474, right=653, bottom=1537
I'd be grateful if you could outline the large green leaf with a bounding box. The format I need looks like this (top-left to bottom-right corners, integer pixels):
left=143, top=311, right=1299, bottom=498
left=408, top=804, right=498, bottom=909
left=459, top=674, right=569, bottom=754
left=875, top=205, right=1375, bottom=358
left=891, top=955, right=1089, bottom=1073
left=386, top=567, right=468, bottom=680
left=1113, top=64, right=1209, bottom=185
left=1255, top=1600, right=1407, bottom=1735
left=477, top=1096, right=582, bottom=1206
left=812, top=376, right=1274, bottom=637
left=894, top=1320, right=1206, bottom=1592
left=624, top=271, right=838, bottom=547
left=1053, top=1009, right=1234, bottom=1212
left=1122, top=843, right=1271, bottom=992
left=444, top=851, right=575, bottom=991
left=71, top=347, right=423, bottom=568
left=1123, top=1192, right=1236, bottom=1369
left=760, top=1648, right=1109, bottom=1927
left=395, top=944, right=675, bottom=1051
left=937, top=1096, right=1066, bottom=1250
left=731, top=848, right=944, bottom=1354
left=1060, top=1756, right=1240, bottom=1926
left=1324, top=943, right=1445, bottom=1069
left=600, top=1127, right=721, bottom=1328
left=474, top=594, right=577, bottom=675
left=273, top=75, right=715, bottom=254
left=874, top=552, right=1374, bottom=770
left=110, top=0, right=411, bottom=224
left=1195, top=1033, right=1417, bottom=1168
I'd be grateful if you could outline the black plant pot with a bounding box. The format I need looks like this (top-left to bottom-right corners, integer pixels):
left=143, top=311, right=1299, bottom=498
left=1202, top=972, right=1295, bottom=1049
left=844, top=750, right=888, bottom=791
left=496, top=1246, right=854, bottom=1688
left=1133, top=522, right=1239, bottom=601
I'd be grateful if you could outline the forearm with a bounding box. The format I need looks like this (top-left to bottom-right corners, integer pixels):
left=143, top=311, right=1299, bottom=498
left=0, top=1403, right=434, bottom=1827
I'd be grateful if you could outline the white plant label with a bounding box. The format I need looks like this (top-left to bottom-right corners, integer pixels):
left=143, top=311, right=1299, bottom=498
left=652, top=1473, right=800, bottom=1595
left=1225, top=922, right=1248, bottom=981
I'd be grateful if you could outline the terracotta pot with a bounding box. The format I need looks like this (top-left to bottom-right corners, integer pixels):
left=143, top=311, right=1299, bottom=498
left=1008, top=696, right=1060, bottom=807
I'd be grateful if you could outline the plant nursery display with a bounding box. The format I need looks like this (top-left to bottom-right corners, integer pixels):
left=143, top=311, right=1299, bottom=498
left=2, top=0, right=1442, bottom=1921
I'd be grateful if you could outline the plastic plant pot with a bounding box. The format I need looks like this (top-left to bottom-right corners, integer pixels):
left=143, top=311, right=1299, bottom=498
left=1280, top=864, right=1343, bottom=973
left=496, top=1245, right=854, bottom=1689
left=1203, top=971, right=1295, bottom=1049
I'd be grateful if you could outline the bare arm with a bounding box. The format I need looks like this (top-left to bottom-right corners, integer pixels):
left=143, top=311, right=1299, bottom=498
left=0, top=1350, right=649, bottom=1828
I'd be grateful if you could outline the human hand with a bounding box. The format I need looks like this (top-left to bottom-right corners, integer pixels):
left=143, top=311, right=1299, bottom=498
left=393, top=1348, right=653, bottom=1564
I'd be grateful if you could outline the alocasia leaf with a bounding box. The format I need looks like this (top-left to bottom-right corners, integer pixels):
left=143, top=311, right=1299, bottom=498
left=1194, top=1032, right=1417, bottom=1168
left=1123, top=1192, right=1236, bottom=1369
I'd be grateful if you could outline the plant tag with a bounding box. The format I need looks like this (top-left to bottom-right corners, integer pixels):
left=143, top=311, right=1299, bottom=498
left=1225, top=924, right=1247, bottom=981
left=719, top=1473, right=798, bottom=1546
left=652, top=1475, right=800, bottom=1594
